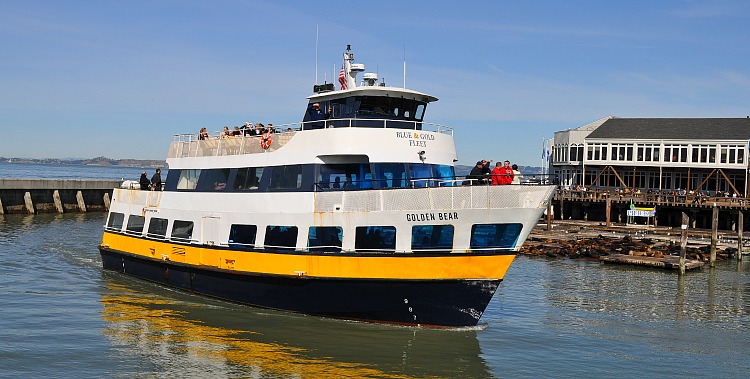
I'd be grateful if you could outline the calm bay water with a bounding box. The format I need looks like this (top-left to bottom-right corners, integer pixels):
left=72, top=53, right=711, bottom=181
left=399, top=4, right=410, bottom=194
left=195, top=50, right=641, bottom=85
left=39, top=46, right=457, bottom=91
left=1, top=164, right=750, bottom=378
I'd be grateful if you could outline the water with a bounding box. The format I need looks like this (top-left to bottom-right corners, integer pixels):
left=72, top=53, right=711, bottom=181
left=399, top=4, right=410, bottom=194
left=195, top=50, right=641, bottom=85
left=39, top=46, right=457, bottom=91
left=0, top=162, right=163, bottom=181
left=2, top=165, right=750, bottom=378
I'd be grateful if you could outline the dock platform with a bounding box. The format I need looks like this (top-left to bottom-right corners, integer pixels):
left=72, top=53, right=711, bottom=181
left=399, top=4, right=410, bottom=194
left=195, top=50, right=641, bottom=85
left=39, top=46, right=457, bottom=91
left=0, top=178, right=121, bottom=214
left=600, top=254, right=705, bottom=271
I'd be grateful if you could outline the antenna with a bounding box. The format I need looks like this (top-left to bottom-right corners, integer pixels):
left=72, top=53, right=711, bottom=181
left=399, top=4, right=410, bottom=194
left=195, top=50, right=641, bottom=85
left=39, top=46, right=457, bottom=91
left=403, top=44, right=406, bottom=88
left=315, top=25, right=319, bottom=85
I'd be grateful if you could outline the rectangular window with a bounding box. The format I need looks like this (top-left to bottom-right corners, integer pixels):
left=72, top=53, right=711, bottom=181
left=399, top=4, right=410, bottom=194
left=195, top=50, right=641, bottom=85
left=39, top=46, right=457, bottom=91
left=269, top=165, right=303, bottom=190
left=264, top=226, right=298, bottom=249
left=228, top=224, right=257, bottom=249
left=177, top=169, right=201, bottom=190
left=147, top=218, right=168, bottom=239
left=171, top=220, right=194, bottom=242
left=234, top=167, right=264, bottom=190
left=308, top=226, right=343, bottom=252
left=626, top=147, right=633, bottom=161
left=411, top=225, right=454, bottom=252
left=373, top=163, right=407, bottom=188
left=470, top=223, right=523, bottom=251
left=125, top=215, right=145, bottom=235
left=199, top=169, right=230, bottom=191
left=355, top=226, right=396, bottom=252
left=107, top=212, right=125, bottom=230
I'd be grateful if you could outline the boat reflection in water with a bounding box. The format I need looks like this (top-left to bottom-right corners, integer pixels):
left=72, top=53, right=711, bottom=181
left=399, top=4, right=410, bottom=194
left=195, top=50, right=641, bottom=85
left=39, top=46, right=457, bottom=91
left=99, top=273, right=494, bottom=378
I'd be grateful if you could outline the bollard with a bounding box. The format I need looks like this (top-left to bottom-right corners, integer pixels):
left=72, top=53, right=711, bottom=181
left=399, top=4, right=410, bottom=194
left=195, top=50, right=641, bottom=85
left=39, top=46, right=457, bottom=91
left=710, top=204, right=717, bottom=268
left=680, top=212, right=688, bottom=275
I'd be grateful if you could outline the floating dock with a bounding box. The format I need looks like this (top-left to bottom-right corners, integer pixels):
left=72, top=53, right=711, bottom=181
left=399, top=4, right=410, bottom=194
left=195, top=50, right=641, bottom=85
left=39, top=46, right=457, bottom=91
left=0, top=178, right=121, bottom=214
left=600, top=253, right=705, bottom=271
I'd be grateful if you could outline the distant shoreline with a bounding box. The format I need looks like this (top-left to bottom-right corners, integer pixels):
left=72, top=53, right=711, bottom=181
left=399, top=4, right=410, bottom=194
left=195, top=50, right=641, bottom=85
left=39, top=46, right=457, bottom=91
left=0, top=157, right=167, bottom=169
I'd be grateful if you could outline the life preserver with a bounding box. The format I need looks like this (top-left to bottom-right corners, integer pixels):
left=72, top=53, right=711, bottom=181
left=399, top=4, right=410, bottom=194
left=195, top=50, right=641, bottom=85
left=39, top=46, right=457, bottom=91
left=260, top=132, right=272, bottom=149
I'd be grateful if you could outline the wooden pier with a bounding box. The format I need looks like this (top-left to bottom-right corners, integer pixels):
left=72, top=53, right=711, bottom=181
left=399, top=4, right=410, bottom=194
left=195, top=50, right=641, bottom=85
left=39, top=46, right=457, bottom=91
left=0, top=178, right=121, bottom=214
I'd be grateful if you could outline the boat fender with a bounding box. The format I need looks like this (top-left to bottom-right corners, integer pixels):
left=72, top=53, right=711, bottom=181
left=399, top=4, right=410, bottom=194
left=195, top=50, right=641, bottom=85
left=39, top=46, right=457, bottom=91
left=260, top=133, right=273, bottom=149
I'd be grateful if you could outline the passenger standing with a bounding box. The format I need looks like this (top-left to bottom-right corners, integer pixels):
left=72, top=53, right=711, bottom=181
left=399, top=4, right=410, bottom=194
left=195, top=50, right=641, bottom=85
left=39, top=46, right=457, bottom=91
left=232, top=126, right=241, bottom=136
left=198, top=127, right=208, bottom=140
left=499, top=160, right=514, bottom=185
left=491, top=162, right=503, bottom=185
left=222, top=126, right=231, bottom=138
left=511, top=164, right=523, bottom=184
left=151, top=168, right=162, bottom=191
left=306, top=103, right=330, bottom=129
left=467, top=161, right=488, bottom=185
left=139, top=172, right=150, bottom=190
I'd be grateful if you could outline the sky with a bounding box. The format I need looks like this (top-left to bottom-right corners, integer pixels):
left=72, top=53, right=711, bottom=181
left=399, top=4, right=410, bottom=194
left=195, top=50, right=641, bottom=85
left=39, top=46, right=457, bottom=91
left=1, top=0, right=749, bottom=167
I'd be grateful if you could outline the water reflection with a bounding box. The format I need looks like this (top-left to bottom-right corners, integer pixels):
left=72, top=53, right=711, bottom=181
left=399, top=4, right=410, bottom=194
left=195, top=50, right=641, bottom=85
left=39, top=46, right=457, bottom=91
left=99, top=273, right=493, bottom=378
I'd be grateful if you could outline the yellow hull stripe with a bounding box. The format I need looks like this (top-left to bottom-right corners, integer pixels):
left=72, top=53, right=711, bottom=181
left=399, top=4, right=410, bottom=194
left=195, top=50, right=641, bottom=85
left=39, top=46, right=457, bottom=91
left=101, top=232, right=515, bottom=280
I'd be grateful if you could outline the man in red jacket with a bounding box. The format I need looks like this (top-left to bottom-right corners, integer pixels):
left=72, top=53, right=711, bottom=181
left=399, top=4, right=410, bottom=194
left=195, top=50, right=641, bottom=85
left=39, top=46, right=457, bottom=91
left=492, top=160, right=514, bottom=185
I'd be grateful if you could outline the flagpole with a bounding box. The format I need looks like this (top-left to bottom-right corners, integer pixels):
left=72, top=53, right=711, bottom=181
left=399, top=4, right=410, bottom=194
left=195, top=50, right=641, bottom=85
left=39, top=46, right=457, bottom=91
left=315, top=25, right=319, bottom=85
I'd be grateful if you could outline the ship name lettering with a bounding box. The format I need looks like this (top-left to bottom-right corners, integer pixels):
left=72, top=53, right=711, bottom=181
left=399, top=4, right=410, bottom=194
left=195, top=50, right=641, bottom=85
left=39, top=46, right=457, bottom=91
left=406, top=213, right=436, bottom=222
left=409, top=140, right=427, bottom=147
left=396, top=131, right=412, bottom=139
left=438, top=212, right=458, bottom=220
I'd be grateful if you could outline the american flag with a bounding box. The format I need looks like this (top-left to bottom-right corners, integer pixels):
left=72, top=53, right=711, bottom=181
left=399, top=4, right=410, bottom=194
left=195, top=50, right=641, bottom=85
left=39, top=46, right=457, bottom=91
left=338, top=68, right=348, bottom=90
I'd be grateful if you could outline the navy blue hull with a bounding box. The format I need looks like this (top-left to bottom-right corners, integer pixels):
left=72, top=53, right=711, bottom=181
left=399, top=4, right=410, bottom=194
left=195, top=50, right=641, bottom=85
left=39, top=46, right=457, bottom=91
left=99, top=248, right=501, bottom=327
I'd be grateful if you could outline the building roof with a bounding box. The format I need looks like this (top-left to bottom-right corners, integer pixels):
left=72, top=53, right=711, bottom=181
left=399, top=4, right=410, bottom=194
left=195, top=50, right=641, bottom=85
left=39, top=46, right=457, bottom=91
left=586, top=118, right=750, bottom=140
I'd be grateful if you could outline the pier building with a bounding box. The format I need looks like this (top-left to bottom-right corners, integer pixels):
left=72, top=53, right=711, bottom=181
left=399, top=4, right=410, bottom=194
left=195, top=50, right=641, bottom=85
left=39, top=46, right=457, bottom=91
left=549, top=117, right=750, bottom=229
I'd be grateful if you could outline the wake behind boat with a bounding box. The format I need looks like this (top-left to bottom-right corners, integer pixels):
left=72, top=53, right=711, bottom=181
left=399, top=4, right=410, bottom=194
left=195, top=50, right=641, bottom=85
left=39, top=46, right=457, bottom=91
left=99, top=46, right=555, bottom=327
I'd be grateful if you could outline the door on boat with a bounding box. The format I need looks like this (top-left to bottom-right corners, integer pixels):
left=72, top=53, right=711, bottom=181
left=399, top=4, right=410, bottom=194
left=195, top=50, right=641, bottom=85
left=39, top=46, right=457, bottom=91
left=200, top=213, right=221, bottom=246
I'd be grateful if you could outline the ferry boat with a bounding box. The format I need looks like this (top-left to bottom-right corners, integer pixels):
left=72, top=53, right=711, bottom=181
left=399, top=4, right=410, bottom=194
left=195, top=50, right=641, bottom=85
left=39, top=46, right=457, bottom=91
left=99, top=46, right=555, bottom=327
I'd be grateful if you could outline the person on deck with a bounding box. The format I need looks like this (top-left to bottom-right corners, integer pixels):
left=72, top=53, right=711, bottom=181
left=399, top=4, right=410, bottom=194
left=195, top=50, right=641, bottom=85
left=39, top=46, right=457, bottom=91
left=306, top=103, right=331, bottom=129
left=150, top=168, right=162, bottom=191
left=139, top=172, right=150, bottom=190
left=467, top=161, right=488, bottom=185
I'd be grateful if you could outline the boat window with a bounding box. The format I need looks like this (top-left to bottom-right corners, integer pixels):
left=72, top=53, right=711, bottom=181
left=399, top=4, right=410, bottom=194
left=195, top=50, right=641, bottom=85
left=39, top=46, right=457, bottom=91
left=409, top=164, right=434, bottom=188
left=147, top=218, right=168, bottom=239
left=199, top=169, right=230, bottom=191
left=269, top=165, right=303, bottom=190
left=177, top=169, right=201, bottom=190
left=228, top=224, right=257, bottom=249
left=234, top=167, right=264, bottom=190
left=171, top=220, right=194, bottom=243
left=318, top=164, right=372, bottom=190
left=107, top=212, right=125, bottom=231
left=125, top=215, right=145, bottom=235
left=355, top=226, right=396, bottom=252
left=415, top=104, right=425, bottom=119
left=372, top=163, right=407, bottom=189
left=434, top=164, right=456, bottom=186
left=264, top=226, right=298, bottom=250
left=308, top=226, right=342, bottom=252
left=470, top=223, right=523, bottom=252
left=411, top=225, right=454, bottom=252
left=164, top=169, right=181, bottom=191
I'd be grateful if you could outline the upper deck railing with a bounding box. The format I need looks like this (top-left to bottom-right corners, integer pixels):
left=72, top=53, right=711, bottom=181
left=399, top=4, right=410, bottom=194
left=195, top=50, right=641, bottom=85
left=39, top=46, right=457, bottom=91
left=167, top=119, right=454, bottom=159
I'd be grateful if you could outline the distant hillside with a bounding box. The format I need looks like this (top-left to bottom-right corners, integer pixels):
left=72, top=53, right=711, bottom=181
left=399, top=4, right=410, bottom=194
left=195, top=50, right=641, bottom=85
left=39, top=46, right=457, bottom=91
left=0, top=156, right=167, bottom=168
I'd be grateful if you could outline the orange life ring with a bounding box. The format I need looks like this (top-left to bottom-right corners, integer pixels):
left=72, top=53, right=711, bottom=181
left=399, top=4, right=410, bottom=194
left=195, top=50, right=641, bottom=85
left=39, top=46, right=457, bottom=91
left=260, top=133, right=272, bottom=149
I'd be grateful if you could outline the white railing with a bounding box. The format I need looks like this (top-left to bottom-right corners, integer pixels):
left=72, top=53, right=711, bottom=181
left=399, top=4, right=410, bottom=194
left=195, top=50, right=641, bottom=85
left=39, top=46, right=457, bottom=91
left=167, top=119, right=454, bottom=158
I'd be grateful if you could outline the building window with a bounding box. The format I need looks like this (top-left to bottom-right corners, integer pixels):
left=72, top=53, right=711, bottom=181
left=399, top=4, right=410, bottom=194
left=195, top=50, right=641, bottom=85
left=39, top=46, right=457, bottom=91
left=470, top=223, right=523, bottom=251
left=355, top=226, right=396, bottom=252
left=228, top=224, right=257, bottom=249
left=147, top=218, right=168, bottom=239
left=107, top=212, right=125, bottom=231
left=264, top=226, right=298, bottom=249
left=171, top=220, right=194, bottom=243
left=411, top=225, right=454, bottom=252
left=308, top=226, right=343, bottom=252
left=125, top=215, right=145, bottom=235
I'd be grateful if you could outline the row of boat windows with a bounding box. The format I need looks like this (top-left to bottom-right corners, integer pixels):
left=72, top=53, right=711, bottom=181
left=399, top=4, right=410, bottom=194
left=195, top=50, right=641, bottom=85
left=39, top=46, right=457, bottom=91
left=106, top=212, right=522, bottom=252
left=166, top=163, right=456, bottom=192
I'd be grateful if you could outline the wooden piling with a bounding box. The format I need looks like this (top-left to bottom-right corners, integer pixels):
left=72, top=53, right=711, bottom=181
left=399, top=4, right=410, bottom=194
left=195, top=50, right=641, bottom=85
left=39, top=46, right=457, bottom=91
left=0, top=197, right=4, bottom=215
left=546, top=203, right=552, bottom=231
left=739, top=211, right=744, bottom=262
left=53, top=190, right=64, bottom=213
left=606, top=197, right=611, bottom=227
left=710, top=205, right=718, bottom=267
left=680, top=212, right=688, bottom=275
left=76, top=190, right=87, bottom=212
left=103, top=192, right=111, bottom=210
left=559, top=196, right=564, bottom=220
left=23, top=191, right=34, bottom=214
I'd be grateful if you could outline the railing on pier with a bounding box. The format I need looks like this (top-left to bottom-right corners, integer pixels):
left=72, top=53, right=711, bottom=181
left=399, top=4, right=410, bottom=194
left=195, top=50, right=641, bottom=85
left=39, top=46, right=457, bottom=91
left=556, top=189, right=748, bottom=209
left=167, top=119, right=454, bottom=159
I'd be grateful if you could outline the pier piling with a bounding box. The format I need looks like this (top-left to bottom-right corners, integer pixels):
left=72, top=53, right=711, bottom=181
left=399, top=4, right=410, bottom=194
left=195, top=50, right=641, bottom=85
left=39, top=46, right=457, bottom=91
left=680, top=212, right=688, bottom=275
left=23, top=192, right=34, bottom=214
left=0, top=179, right=120, bottom=214
left=739, top=211, right=744, bottom=262
left=711, top=205, right=718, bottom=267
left=76, top=191, right=87, bottom=212
left=53, top=190, right=64, bottom=213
